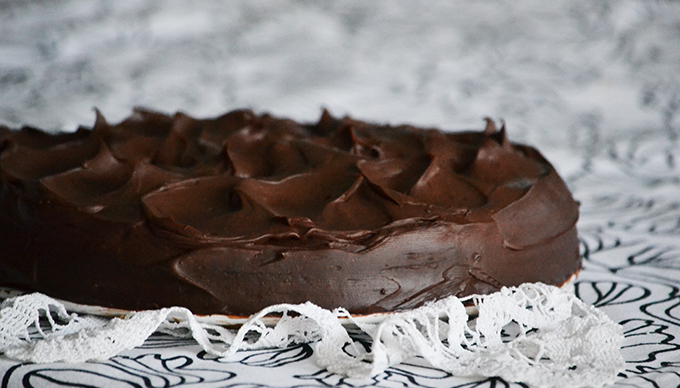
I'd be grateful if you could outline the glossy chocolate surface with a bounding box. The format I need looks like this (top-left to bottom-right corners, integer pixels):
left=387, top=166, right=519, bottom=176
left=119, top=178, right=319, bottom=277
left=0, top=109, right=581, bottom=315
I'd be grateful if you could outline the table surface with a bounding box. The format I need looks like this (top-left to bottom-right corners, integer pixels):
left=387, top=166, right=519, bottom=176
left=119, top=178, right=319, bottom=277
left=1, top=1, right=679, bottom=386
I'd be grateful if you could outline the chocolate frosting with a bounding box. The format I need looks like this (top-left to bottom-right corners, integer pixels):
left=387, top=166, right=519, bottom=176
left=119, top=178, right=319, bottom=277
left=0, top=109, right=581, bottom=315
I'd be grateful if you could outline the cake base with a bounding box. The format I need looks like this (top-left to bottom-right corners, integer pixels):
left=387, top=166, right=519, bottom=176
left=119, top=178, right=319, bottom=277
left=0, top=272, right=578, bottom=326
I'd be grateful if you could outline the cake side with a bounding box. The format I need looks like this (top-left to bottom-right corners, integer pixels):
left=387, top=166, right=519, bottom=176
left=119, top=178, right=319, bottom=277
left=0, top=109, right=581, bottom=315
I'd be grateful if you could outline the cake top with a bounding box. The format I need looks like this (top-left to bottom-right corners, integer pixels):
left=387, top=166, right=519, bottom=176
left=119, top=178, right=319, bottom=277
left=0, top=109, right=576, bottom=250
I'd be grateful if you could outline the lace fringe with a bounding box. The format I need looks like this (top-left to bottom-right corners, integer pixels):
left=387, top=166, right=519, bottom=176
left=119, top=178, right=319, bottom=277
left=0, top=283, right=624, bottom=388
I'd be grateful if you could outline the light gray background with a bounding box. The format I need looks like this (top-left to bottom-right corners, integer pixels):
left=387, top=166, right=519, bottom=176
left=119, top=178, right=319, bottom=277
left=1, top=0, right=679, bottom=189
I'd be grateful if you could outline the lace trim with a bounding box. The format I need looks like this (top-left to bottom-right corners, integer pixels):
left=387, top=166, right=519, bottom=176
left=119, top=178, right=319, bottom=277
left=0, top=283, right=624, bottom=388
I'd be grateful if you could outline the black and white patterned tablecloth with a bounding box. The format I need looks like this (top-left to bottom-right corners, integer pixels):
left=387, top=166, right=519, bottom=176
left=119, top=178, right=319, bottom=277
left=1, top=1, right=679, bottom=386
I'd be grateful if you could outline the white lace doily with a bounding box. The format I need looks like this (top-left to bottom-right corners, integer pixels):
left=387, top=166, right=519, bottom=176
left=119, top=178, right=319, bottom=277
left=0, top=283, right=624, bottom=388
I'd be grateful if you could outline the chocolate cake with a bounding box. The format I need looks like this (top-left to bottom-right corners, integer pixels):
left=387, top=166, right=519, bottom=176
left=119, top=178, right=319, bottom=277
left=0, top=109, right=580, bottom=316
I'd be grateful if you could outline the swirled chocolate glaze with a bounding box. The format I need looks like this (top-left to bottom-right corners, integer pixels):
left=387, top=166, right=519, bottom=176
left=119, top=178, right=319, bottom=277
left=0, top=109, right=580, bottom=315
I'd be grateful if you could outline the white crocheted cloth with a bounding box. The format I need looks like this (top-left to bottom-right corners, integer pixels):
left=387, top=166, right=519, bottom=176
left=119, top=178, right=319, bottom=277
left=0, top=283, right=624, bottom=388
